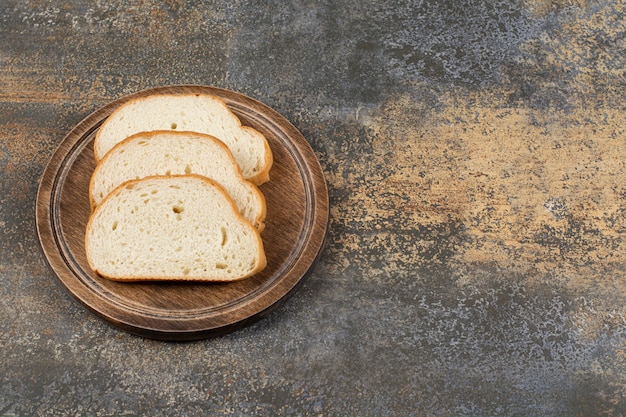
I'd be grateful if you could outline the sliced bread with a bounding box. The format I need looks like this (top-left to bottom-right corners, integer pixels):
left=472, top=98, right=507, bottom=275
left=90, top=130, right=266, bottom=231
left=94, top=93, right=273, bottom=185
left=85, top=174, right=266, bottom=281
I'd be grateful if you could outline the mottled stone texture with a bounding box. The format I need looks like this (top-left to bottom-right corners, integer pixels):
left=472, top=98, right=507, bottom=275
left=1, top=0, right=626, bottom=415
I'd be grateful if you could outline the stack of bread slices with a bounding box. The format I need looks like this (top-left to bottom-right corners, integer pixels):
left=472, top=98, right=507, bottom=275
left=85, top=93, right=272, bottom=282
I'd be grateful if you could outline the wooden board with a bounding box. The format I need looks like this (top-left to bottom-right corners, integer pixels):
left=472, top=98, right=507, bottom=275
left=36, top=85, right=329, bottom=340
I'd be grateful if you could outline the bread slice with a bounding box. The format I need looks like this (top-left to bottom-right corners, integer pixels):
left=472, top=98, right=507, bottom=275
left=85, top=175, right=267, bottom=281
left=90, top=130, right=266, bottom=231
left=94, top=93, right=273, bottom=185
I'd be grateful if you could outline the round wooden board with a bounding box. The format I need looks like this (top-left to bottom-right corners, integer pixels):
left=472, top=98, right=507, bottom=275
left=36, top=85, right=329, bottom=341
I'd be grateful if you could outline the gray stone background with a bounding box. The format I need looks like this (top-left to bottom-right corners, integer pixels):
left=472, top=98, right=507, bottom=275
left=2, top=0, right=626, bottom=415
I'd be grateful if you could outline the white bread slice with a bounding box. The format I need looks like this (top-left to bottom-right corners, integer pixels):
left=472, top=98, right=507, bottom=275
left=90, top=131, right=266, bottom=231
left=94, top=93, right=273, bottom=185
left=85, top=175, right=267, bottom=282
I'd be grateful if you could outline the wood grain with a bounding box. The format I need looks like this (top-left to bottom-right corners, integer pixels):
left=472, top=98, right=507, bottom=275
left=36, top=85, right=329, bottom=340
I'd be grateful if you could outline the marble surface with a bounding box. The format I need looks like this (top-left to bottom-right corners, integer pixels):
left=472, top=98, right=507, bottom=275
left=2, top=0, right=626, bottom=415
